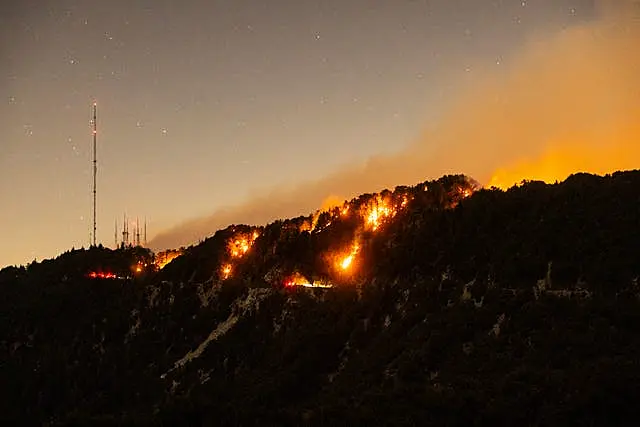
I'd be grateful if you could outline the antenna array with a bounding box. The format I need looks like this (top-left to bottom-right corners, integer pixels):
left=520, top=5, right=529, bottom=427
left=91, top=102, right=97, bottom=247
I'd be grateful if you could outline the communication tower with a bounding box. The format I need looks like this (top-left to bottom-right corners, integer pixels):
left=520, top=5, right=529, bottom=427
left=91, top=102, right=97, bottom=247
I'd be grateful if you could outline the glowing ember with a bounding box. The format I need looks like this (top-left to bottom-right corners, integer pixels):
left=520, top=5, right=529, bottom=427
left=315, top=221, right=332, bottom=233
left=284, top=272, right=333, bottom=289
left=338, top=242, right=360, bottom=272
left=456, top=186, right=475, bottom=199
left=310, top=211, right=322, bottom=231
left=286, top=280, right=333, bottom=289
left=228, top=231, right=259, bottom=258
left=448, top=184, right=478, bottom=208
left=299, top=219, right=313, bottom=232
left=221, top=264, right=232, bottom=279
left=230, top=239, right=249, bottom=257
left=340, top=254, right=354, bottom=270
left=363, top=196, right=396, bottom=231
left=87, top=271, right=117, bottom=279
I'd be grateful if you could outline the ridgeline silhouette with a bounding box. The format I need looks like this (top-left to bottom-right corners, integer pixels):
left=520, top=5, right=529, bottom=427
left=2, top=171, right=640, bottom=425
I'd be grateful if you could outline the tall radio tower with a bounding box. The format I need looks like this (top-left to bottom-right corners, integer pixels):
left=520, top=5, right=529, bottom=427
left=91, top=102, right=97, bottom=247
left=122, top=213, right=129, bottom=247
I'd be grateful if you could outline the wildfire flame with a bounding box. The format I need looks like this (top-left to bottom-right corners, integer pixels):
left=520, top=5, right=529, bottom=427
left=87, top=271, right=117, bottom=279
left=487, top=137, right=640, bottom=190
left=299, top=220, right=312, bottom=232
left=230, top=240, right=249, bottom=257
left=221, top=263, right=232, bottom=279
left=310, top=211, right=322, bottom=232
left=187, top=184, right=480, bottom=290
left=362, top=196, right=398, bottom=232
left=284, top=272, right=333, bottom=289
left=228, top=231, right=259, bottom=258
left=155, top=249, right=183, bottom=270
left=338, top=242, right=360, bottom=272
left=341, top=254, right=355, bottom=270
left=219, top=229, right=261, bottom=279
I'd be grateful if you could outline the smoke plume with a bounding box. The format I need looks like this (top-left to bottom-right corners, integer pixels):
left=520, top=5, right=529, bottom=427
left=150, top=1, right=639, bottom=250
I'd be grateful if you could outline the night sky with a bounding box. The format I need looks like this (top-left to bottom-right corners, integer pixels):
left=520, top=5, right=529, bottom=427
left=1, top=0, right=629, bottom=267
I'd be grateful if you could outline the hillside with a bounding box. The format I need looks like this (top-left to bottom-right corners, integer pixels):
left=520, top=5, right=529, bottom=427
left=2, top=171, right=640, bottom=426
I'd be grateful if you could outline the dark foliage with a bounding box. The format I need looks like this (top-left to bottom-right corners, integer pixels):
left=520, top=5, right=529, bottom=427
left=1, top=170, right=640, bottom=426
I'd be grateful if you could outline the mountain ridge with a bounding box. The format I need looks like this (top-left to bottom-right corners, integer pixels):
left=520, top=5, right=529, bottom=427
left=2, top=170, right=640, bottom=425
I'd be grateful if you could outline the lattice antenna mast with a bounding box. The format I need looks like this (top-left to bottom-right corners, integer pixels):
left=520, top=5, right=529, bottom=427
left=122, top=213, right=129, bottom=247
left=91, top=102, right=97, bottom=247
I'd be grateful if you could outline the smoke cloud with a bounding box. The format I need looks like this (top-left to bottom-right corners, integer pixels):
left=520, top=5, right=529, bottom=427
left=150, top=1, right=640, bottom=251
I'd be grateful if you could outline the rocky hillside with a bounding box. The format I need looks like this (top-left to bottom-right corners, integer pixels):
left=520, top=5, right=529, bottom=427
left=2, top=171, right=640, bottom=426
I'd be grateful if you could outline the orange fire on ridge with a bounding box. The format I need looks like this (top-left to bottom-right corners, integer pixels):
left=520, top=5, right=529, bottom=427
left=162, top=179, right=477, bottom=289
left=149, top=1, right=640, bottom=254
left=337, top=241, right=360, bottom=272
left=87, top=271, right=118, bottom=279
left=315, top=192, right=414, bottom=277
left=480, top=8, right=640, bottom=190
left=161, top=181, right=479, bottom=288
left=487, top=136, right=640, bottom=190
left=228, top=231, right=260, bottom=258
left=361, top=194, right=411, bottom=232
left=220, top=229, right=260, bottom=279
left=221, top=263, right=232, bottom=280
left=284, top=272, right=333, bottom=289
left=155, top=249, right=183, bottom=270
